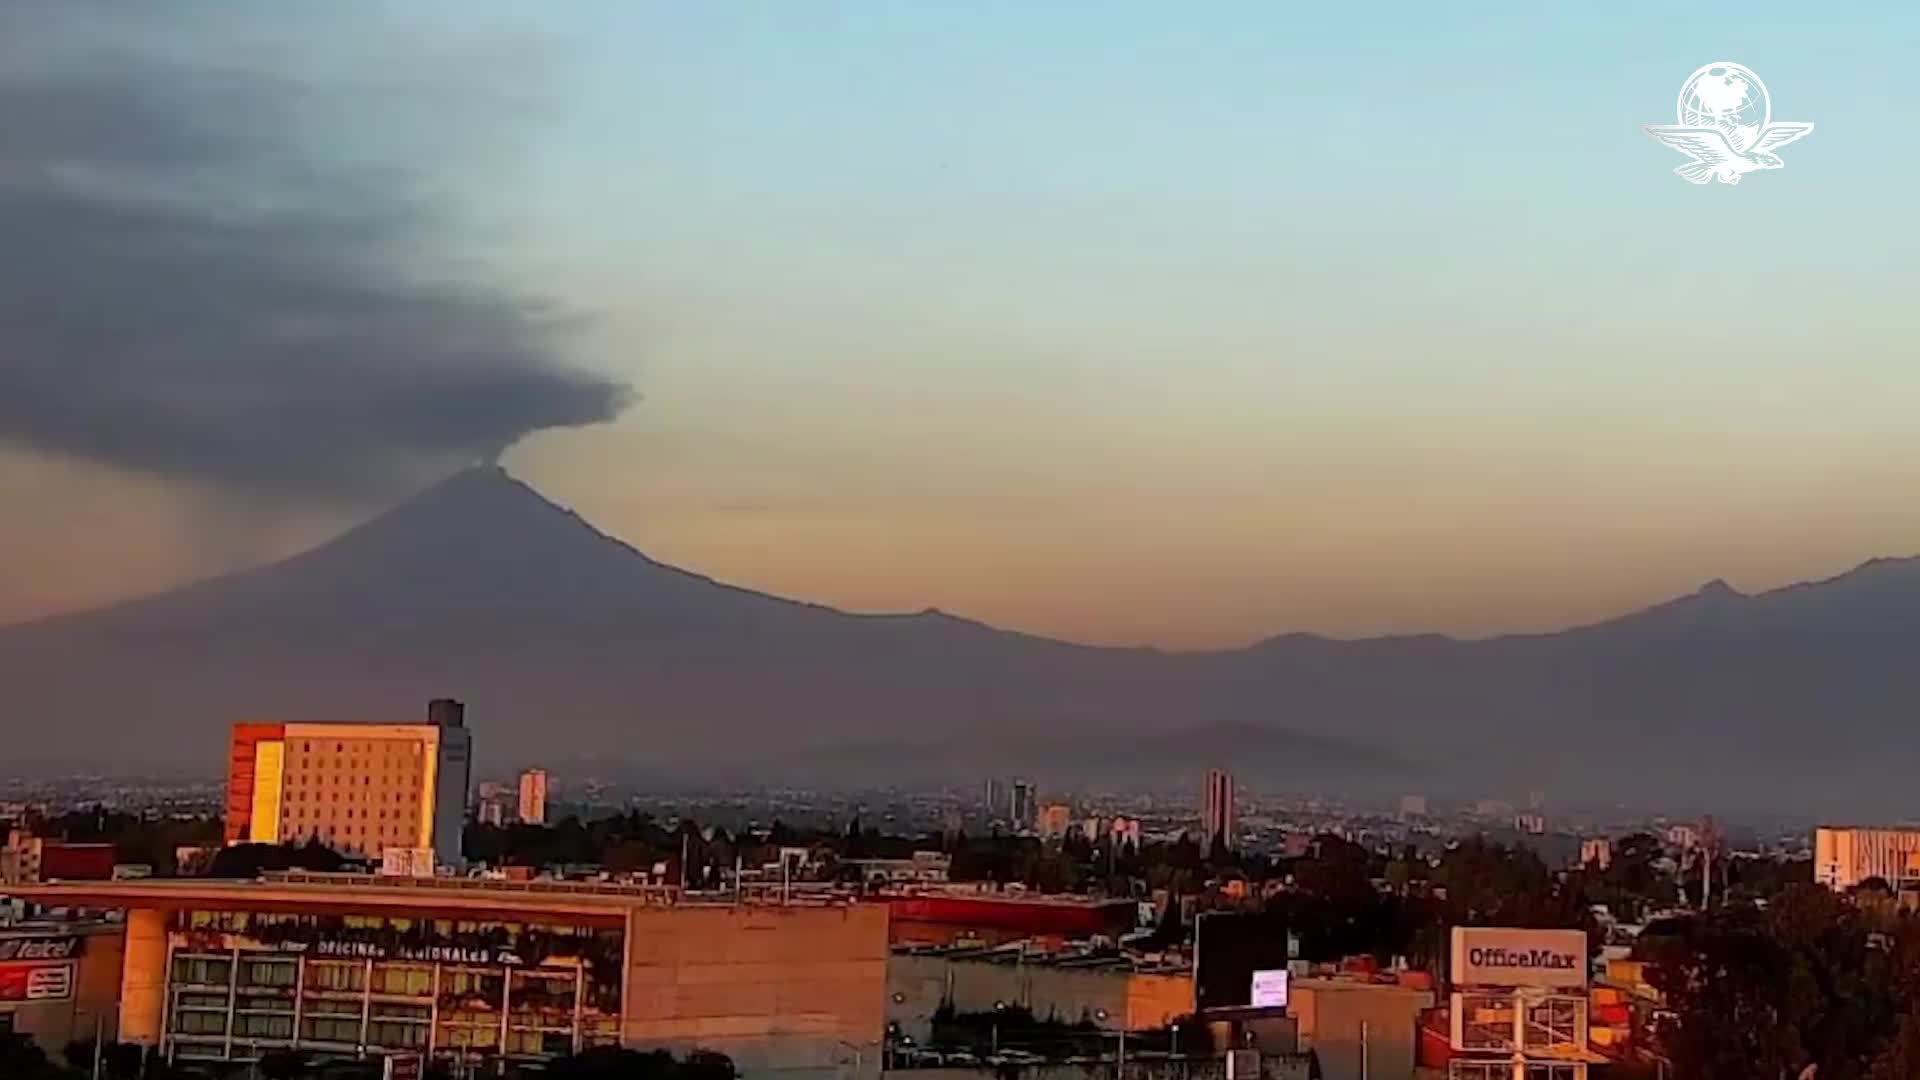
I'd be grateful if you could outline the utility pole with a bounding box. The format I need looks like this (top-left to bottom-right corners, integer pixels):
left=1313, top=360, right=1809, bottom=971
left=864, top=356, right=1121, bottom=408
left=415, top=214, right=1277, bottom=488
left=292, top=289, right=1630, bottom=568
left=1359, top=1019, right=1369, bottom=1080
left=91, top=1014, right=103, bottom=1080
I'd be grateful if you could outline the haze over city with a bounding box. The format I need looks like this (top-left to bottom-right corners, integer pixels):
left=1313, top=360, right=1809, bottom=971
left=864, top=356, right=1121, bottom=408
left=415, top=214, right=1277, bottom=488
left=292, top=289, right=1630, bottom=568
left=10, top=5, right=1920, bottom=1080
left=6, top=1, right=1917, bottom=649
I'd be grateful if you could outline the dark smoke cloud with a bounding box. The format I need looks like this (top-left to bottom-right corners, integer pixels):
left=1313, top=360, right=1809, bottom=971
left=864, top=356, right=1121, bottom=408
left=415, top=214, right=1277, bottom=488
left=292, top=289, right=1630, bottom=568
left=0, top=8, right=630, bottom=497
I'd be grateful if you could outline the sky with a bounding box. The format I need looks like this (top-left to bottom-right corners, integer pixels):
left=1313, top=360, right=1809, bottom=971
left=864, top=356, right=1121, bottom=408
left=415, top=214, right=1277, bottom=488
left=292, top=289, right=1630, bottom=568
left=3, top=1, right=1917, bottom=647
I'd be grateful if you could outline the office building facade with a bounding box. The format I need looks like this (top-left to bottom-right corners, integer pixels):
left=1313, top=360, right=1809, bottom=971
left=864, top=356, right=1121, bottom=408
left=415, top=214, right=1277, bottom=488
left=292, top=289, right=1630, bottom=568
left=223, top=700, right=473, bottom=869
left=16, top=877, right=887, bottom=1079
left=1815, top=826, right=1920, bottom=891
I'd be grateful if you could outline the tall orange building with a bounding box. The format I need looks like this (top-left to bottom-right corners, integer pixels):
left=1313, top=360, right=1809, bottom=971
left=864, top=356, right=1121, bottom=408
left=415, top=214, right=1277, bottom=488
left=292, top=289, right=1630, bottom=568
left=222, top=699, right=472, bottom=869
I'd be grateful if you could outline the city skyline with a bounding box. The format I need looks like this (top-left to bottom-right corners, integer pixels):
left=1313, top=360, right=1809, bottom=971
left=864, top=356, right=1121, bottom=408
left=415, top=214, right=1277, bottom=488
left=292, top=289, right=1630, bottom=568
left=5, top=3, right=1918, bottom=647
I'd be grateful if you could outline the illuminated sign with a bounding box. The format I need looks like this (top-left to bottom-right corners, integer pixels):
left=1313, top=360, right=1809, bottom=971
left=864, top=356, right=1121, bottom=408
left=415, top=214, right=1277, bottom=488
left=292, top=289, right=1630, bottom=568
left=303, top=940, right=525, bottom=966
left=1249, top=968, right=1289, bottom=1008
left=0, top=936, right=83, bottom=962
left=1450, top=927, right=1587, bottom=989
left=0, top=962, right=74, bottom=1002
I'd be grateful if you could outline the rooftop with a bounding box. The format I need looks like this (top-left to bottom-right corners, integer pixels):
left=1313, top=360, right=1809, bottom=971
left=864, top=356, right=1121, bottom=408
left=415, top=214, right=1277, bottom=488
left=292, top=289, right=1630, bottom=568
left=11, top=871, right=864, bottom=927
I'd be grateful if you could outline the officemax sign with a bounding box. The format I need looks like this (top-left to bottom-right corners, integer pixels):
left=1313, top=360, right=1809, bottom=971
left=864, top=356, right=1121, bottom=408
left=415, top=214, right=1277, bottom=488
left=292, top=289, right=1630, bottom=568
left=1450, top=927, right=1587, bottom=989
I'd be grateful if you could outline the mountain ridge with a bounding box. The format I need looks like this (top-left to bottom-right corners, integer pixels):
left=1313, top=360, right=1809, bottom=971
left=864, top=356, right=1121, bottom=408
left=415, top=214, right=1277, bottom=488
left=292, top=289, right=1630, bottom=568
left=2, top=466, right=1917, bottom=815
left=11, top=464, right=1913, bottom=648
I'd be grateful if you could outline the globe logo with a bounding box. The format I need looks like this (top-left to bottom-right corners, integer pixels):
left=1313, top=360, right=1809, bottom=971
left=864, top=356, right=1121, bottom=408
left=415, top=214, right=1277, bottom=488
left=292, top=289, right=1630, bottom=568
left=1643, top=61, right=1813, bottom=185
left=1677, top=63, right=1768, bottom=153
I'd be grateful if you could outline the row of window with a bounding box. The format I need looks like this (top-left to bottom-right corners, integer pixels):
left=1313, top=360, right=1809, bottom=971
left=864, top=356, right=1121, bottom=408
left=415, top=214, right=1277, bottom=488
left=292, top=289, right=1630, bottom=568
left=285, top=788, right=416, bottom=803
left=297, top=740, right=427, bottom=755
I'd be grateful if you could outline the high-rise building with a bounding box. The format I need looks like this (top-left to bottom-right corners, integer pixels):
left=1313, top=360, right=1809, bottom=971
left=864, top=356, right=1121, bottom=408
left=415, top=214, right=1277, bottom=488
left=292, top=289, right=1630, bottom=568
left=1202, top=769, right=1237, bottom=852
left=1010, top=780, right=1036, bottom=829
left=519, top=768, right=550, bottom=825
left=222, top=698, right=473, bottom=870
left=1815, top=826, right=1920, bottom=890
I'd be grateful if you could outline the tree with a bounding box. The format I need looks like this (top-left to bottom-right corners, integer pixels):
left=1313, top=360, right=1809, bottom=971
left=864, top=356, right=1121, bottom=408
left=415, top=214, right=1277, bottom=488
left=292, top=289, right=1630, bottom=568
left=2, top=1032, right=76, bottom=1080
left=1645, top=887, right=1917, bottom=1080
left=207, top=837, right=345, bottom=877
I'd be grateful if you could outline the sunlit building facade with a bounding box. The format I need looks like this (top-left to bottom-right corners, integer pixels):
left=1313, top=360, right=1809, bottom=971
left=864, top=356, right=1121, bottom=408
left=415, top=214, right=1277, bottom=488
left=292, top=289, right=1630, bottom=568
left=223, top=700, right=472, bottom=869
left=18, top=876, right=888, bottom=1078
left=1814, top=826, right=1920, bottom=891
left=518, top=768, right=549, bottom=826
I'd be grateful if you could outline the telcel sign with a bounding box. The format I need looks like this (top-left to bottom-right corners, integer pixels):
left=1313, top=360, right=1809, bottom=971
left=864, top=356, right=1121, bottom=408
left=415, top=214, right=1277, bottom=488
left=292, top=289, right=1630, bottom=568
left=1450, top=927, right=1587, bottom=989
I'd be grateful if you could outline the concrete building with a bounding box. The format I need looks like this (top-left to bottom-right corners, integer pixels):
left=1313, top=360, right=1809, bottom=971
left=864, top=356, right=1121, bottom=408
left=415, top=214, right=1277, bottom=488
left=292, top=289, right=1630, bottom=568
left=1580, top=838, right=1613, bottom=871
left=1665, top=824, right=1701, bottom=852
left=223, top=699, right=473, bottom=869
left=519, top=769, right=550, bottom=826
left=1036, top=805, right=1072, bottom=841
left=3, top=831, right=116, bottom=886
left=15, top=874, right=888, bottom=1079
left=1289, top=978, right=1435, bottom=1080
left=888, top=943, right=1193, bottom=1042
left=844, top=853, right=952, bottom=886
left=1815, top=826, right=1920, bottom=891
left=0, top=922, right=125, bottom=1055
left=1203, top=769, right=1236, bottom=852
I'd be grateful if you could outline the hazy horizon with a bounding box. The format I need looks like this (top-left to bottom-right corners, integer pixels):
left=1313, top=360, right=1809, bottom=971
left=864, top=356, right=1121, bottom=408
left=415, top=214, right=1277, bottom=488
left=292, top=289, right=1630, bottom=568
left=6, top=2, right=1917, bottom=648
left=5, top=463, right=1915, bottom=652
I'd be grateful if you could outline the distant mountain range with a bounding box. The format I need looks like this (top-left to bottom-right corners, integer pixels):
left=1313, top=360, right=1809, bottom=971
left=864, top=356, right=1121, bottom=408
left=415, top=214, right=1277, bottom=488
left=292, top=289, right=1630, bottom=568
left=3, top=466, right=1916, bottom=816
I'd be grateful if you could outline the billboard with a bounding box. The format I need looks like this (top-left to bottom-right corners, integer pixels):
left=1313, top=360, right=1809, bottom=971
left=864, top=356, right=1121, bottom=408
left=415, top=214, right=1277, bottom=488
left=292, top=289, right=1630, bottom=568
left=0, top=962, right=74, bottom=1002
left=1249, top=968, right=1289, bottom=1008
left=1194, top=912, right=1291, bottom=1010
left=1450, top=927, right=1587, bottom=989
left=0, top=935, right=84, bottom=962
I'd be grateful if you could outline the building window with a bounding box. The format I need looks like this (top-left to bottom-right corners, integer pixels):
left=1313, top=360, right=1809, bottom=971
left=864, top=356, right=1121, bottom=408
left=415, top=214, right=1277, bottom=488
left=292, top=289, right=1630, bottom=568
left=171, top=955, right=233, bottom=987
left=301, top=1016, right=363, bottom=1044
left=171, top=1010, right=229, bottom=1036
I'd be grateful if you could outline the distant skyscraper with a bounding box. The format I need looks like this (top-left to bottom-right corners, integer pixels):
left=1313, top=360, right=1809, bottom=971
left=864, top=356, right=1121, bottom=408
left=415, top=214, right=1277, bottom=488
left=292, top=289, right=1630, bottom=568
left=1400, top=794, right=1429, bottom=818
left=1202, top=769, right=1237, bottom=852
left=1011, top=780, right=1036, bottom=829
left=478, top=799, right=507, bottom=827
left=518, top=768, right=549, bottom=825
left=984, top=778, right=1004, bottom=818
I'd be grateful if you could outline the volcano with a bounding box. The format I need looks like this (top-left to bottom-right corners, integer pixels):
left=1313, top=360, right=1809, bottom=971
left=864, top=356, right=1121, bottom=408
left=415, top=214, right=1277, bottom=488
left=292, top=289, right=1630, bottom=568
left=3, top=466, right=1918, bottom=815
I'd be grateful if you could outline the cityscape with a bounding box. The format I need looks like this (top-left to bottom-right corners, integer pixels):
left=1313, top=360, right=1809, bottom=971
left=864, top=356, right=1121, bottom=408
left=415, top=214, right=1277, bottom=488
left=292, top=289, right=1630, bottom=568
left=0, top=700, right=1906, bottom=1080
left=7, top=4, right=1920, bottom=1080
